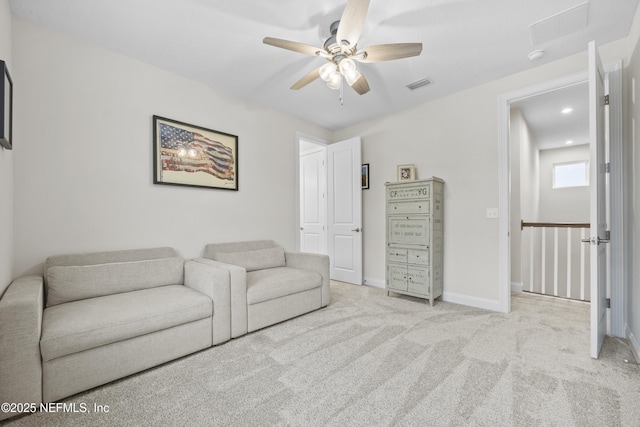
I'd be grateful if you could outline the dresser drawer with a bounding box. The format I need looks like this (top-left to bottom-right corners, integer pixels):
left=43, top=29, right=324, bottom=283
left=408, top=249, right=429, bottom=265
left=387, top=248, right=408, bottom=263
left=388, top=201, right=429, bottom=214
left=388, top=216, right=430, bottom=246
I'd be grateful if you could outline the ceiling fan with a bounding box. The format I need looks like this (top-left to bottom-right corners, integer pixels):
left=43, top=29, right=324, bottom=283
left=263, top=0, right=422, bottom=95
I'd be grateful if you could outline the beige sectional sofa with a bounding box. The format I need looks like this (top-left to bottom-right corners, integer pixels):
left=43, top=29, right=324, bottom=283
left=0, top=247, right=231, bottom=420
left=0, top=242, right=330, bottom=421
left=197, top=240, right=330, bottom=338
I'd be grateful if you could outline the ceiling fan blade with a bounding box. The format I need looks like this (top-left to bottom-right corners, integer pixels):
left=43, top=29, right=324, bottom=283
left=290, top=67, right=322, bottom=90
left=263, top=37, right=324, bottom=57
left=356, top=43, right=423, bottom=63
left=350, top=73, right=370, bottom=95
left=337, top=0, right=370, bottom=50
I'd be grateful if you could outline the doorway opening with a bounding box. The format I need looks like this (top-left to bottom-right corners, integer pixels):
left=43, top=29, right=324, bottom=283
left=510, top=81, right=592, bottom=304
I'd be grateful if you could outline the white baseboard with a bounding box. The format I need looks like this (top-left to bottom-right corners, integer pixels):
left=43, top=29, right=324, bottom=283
left=361, top=279, right=502, bottom=311
left=511, top=282, right=523, bottom=293
left=626, top=324, right=640, bottom=363
left=442, top=292, right=501, bottom=312
left=363, top=277, right=385, bottom=289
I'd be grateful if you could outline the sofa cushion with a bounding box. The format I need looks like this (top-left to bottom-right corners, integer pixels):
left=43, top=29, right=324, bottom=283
left=40, top=285, right=212, bottom=361
left=204, top=240, right=277, bottom=259
left=46, top=257, right=184, bottom=307
left=213, top=247, right=286, bottom=272
left=246, top=267, right=322, bottom=305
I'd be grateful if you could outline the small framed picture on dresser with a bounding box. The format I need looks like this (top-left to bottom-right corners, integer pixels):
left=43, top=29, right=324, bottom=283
left=397, top=164, right=415, bottom=181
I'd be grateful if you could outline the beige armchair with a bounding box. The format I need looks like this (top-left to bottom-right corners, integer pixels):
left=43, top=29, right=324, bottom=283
left=195, top=240, right=330, bottom=338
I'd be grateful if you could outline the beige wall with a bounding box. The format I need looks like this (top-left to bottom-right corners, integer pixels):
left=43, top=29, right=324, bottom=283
left=0, top=0, right=13, bottom=297
left=335, top=39, right=627, bottom=305
left=538, top=145, right=590, bottom=222
left=509, top=108, right=540, bottom=285
left=11, top=18, right=332, bottom=276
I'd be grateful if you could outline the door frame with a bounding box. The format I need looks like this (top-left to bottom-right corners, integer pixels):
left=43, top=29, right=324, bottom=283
left=497, top=61, right=624, bottom=337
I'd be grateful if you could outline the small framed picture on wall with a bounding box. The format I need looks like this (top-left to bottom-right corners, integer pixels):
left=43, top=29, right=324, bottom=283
left=397, top=164, right=416, bottom=181
left=0, top=59, right=13, bottom=150
left=362, top=163, right=370, bottom=189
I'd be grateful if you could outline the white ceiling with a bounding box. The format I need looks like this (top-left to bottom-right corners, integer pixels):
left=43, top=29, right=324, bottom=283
left=513, top=81, right=589, bottom=151
left=8, top=0, right=639, bottom=131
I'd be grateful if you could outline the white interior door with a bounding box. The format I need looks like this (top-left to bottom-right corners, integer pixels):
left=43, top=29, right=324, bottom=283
left=328, top=137, right=362, bottom=284
left=299, top=148, right=327, bottom=254
left=588, top=40, right=609, bottom=359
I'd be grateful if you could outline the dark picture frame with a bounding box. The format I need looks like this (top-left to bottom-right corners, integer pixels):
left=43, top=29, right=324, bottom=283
left=0, top=60, right=13, bottom=150
left=362, top=163, right=370, bottom=189
left=153, top=115, right=238, bottom=191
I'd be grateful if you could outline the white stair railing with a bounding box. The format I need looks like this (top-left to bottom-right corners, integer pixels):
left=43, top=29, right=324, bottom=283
left=521, top=221, right=591, bottom=302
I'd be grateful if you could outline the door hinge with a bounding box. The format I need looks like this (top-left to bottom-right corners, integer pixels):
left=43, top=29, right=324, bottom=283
left=606, top=298, right=611, bottom=308
left=605, top=163, right=611, bottom=173
left=604, top=94, right=610, bottom=105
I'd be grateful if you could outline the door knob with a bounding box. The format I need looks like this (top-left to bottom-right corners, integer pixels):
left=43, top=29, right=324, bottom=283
left=300, top=227, right=304, bottom=231
left=582, top=237, right=611, bottom=244
left=352, top=227, right=361, bottom=232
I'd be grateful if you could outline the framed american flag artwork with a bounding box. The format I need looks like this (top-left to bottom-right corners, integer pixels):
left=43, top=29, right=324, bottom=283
left=153, top=116, right=238, bottom=191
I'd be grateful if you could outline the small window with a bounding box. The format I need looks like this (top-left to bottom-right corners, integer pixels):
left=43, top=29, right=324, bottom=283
left=553, top=161, right=589, bottom=188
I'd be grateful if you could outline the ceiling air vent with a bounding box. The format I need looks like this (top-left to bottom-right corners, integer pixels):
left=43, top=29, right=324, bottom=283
left=407, top=77, right=432, bottom=91
left=530, top=1, right=589, bottom=45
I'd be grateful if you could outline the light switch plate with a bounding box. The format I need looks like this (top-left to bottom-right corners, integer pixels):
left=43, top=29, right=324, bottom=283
left=486, top=208, right=498, bottom=218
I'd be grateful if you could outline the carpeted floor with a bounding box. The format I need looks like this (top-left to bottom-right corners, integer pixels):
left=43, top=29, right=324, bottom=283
left=3, top=281, right=639, bottom=426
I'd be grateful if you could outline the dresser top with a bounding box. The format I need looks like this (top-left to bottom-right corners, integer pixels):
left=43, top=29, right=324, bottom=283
left=385, top=177, right=444, bottom=186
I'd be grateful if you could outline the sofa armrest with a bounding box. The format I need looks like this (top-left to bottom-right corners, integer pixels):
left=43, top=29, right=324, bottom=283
left=192, top=259, right=248, bottom=338
left=285, top=252, right=330, bottom=307
left=0, top=276, right=44, bottom=420
left=184, top=260, right=233, bottom=346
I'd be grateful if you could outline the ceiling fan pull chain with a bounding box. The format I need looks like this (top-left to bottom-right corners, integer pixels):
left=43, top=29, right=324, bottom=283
left=340, top=77, right=344, bottom=106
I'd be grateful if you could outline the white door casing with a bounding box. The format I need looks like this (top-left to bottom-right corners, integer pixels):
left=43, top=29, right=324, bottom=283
left=588, top=40, right=609, bottom=359
left=328, top=137, right=363, bottom=284
left=299, top=148, right=327, bottom=254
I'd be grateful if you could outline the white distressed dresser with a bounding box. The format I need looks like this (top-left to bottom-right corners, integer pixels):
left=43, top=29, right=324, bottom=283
left=385, top=177, right=444, bottom=306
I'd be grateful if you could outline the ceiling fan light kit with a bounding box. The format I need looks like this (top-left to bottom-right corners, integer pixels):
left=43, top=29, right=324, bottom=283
left=263, top=0, right=422, bottom=98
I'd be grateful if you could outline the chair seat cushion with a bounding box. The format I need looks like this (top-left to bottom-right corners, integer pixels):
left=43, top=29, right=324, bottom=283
left=40, top=285, right=212, bottom=361
left=246, top=267, right=322, bottom=305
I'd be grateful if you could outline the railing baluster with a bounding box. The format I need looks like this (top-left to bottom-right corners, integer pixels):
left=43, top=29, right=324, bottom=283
left=580, top=228, right=586, bottom=301
left=529, top=228, right=534, bottom=292
left=554, top=227, right=559, bottom=297
left=541, top=228, right=546, bottom=295
left=566, top=228, right=572, bottom=299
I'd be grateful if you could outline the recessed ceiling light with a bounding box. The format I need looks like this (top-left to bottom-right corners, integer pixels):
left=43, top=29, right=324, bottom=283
left=566, top=140, right=574, bottom=145
left=562, top=107, right=573, bottom=114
